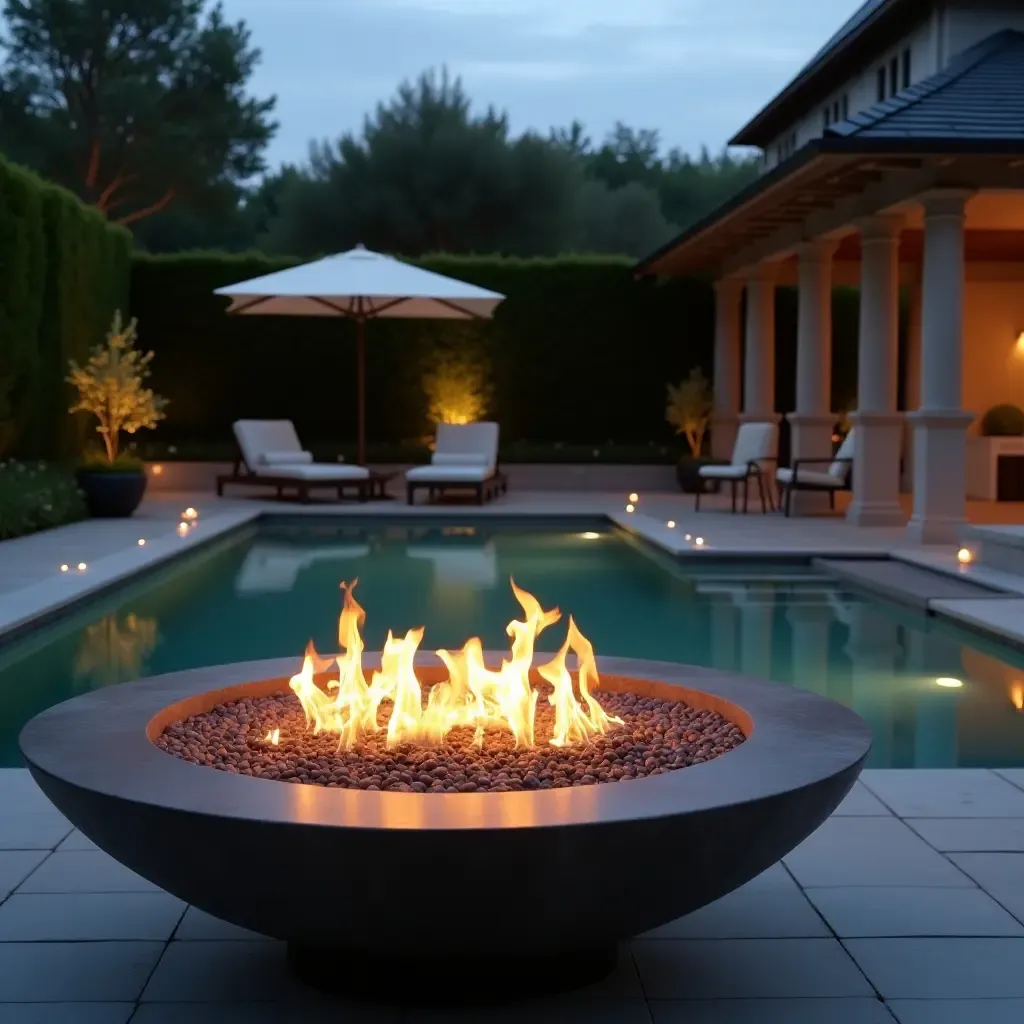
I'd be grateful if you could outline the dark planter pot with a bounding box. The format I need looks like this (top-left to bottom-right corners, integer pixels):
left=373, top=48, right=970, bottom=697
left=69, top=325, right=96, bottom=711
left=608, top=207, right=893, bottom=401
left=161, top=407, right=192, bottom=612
left=676, top=458, right=723, bottom=495
left=76, top=470, right=148, bottom=518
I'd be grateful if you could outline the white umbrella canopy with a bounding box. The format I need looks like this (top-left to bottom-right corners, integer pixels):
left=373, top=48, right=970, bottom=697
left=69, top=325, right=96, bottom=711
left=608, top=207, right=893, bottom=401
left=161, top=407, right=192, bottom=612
left=214, top=244, right=505, bottom=463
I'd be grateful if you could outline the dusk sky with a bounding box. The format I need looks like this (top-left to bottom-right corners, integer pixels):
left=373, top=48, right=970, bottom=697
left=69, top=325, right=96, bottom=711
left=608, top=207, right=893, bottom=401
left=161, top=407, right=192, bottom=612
left=220, top=0, right=861, bottom=167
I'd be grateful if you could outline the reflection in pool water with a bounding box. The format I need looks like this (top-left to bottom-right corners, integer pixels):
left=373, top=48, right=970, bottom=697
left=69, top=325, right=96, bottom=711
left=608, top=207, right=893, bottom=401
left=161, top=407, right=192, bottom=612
left=1, top=517, right=1024, bottom=768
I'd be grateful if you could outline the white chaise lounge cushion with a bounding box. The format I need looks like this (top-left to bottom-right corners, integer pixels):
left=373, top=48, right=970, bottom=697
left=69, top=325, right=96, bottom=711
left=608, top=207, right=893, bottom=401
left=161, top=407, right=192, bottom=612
left=698, top=422, right=777, bottom=480
left=828, top=428, right=856, bottom=480
left=406, top=464, right=493, bottom=482
left=775, top=467, right=844, bottom=488
left=259, top=450, right=313, bottom=466
left=234, top=420, right=306, bottom=469
left=432, top=452, right=489, bottom=467
left=260, top=463, right=370, bottom=481
left=434, top=422, right=499, bottom=465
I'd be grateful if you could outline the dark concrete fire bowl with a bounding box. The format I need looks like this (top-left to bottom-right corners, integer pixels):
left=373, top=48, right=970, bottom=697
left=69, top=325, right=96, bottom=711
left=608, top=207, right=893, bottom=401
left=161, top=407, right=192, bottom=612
left=20, top=655, right=870, bottom=1003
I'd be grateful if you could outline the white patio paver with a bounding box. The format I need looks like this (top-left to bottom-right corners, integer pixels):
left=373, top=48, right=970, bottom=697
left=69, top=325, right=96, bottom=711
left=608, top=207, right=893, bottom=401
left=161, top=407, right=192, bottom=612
left=2, top=768, right=1024, bottom=1021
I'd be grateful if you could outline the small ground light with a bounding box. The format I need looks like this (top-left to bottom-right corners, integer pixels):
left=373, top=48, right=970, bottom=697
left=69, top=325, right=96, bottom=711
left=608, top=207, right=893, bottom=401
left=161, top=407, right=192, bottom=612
left=628, top=492, right=639, bottom=503
left=60, top=564, right=69, bottom=572
left=684, top=533, right=692, bottom=541
left=177, top=522, right=189, bottom=536
left=151, top=464, right=163, bottom=475
left=694, top=537, right=705, bottom=547
left=935, top=677, right=963, bottom=688
left=667, top=520, right=676, bottom=529
left=137, top=539, right=146, bottom=546
left=626, top=503, right=635, bottom=513
left=183, top=507, right=198, bottom=521
left=77, top=562, right=87, bottom=572
left=957, top=547, right=972, bottom=564
left=580, top=531, right=600, bottom=540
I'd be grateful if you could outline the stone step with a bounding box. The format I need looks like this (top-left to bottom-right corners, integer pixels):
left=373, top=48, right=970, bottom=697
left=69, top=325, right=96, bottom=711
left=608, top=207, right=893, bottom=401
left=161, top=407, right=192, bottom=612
left=961, top=524, right=1024, bottom=576
left=812, top=558, right=1010, bottom=611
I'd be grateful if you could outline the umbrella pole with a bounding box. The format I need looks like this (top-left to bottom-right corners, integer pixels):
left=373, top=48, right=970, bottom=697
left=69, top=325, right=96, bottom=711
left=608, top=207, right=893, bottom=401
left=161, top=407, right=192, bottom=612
left=356, top=316, right=366, bottom=466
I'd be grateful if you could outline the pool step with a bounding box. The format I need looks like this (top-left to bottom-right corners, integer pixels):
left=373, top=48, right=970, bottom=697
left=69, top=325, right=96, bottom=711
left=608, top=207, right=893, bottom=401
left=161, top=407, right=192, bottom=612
left=812, top=558, right=1010, bottom=611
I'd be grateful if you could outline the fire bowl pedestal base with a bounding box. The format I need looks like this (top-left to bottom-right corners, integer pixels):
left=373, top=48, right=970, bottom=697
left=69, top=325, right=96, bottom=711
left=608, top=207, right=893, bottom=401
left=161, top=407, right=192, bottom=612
left=286, top=942, right=618, bottom=1004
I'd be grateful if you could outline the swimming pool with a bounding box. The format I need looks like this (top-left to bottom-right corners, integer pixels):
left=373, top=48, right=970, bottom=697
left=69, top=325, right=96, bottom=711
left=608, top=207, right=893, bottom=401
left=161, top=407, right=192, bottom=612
left=2, top=516, right=1023, bottom=768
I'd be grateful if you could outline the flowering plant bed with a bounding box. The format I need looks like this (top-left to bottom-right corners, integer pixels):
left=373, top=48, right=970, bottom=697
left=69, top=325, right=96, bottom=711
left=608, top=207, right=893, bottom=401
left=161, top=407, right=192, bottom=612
left=0, top=460, right=85, bottom=540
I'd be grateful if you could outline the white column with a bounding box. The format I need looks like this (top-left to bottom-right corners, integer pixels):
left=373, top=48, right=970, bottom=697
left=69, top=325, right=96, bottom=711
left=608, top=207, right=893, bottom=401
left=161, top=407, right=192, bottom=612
left=847, top=214, right=906, bottom=527
left=788, top=239, right=838, bottom=513
left=710, top=599, right=739, bottom=672
left=741, top=268, right=779, bottom=423
left=711, top=278, right=743, bottom=459
left=786, top=603, right=832, bottom=696
left=735, top=589, right=774, bottom=680
left=906, top=191, right=975, bottom=545
left=846, top=603, right=902, bottom=768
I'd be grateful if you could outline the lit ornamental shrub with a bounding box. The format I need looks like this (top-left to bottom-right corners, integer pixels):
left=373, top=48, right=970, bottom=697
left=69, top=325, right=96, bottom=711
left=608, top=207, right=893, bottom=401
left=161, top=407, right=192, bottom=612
left=666, top=368, right=713, bottom=457
left=0, top=460, right=86, bottom=540
left=66, top=311, right=167, bottom=468
left=422, top=350, right=492, bottom=426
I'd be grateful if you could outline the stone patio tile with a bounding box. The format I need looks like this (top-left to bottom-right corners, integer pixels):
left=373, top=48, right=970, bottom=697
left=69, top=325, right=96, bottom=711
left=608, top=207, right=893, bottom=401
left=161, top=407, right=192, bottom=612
left=888, top=998, right=1024, bottom=1023
left=0, top=810, right=72, bottom=851
left=0, top=892, right=186, bottom=941
left=0, top=770, right=54, bottom=814
left=15, top=850, right=160, bottom=893
left=630, top=938, right=873, bottom=999
left=56, top=830, right=98, bottom=851
left=132, top=1003, right=399, bottom=1024
left=0, top=941, right=163, bottom=1001
left=858, top=770, right=1024, bottom=817
left=0, top=851, right=49, bottom=899
left=995, top=769, right=1024, bottom=792
left=805, top=886, right=1024, bottom=937
left=905, top=818, right=1024, bottom=852
left=782, top=817, right=973, bottom=887
left=0, top=1005, right=134, bottom=1024
left=175, top=907, right=272, bottom=941
left=831, top=782, right=892, bottom=816
left=643, top=864, right=828, bottom=938
left=844, top=938, right=1024, bottom=998
left=948, top=854, right=1024, bottom=921
left=649, top=999, right=895, bottom=1024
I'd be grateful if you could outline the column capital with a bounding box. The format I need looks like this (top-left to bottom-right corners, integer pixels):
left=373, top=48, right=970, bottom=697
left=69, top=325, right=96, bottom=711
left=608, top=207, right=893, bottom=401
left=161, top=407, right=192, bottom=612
left=857, top=213, right=904, bottom=243
left=744, top=263, right=780, bottom=284
left=713, top=277, right=744, bottom=300
left=919, top=188, right=975, bottom=219
left=796, top=237, right=839, bottom=263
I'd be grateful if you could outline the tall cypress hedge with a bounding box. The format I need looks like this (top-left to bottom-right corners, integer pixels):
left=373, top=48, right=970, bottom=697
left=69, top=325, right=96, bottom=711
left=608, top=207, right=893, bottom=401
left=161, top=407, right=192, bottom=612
left=0, top=155, right=131, bottom=460
left=129, top=251, right=862, bottom=451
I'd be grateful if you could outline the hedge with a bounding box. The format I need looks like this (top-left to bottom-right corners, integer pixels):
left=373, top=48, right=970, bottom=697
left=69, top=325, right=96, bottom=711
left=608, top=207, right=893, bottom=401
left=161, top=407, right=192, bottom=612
left=130, top=251, right=865, bottom=451
left=0, top=155, right=132, bottom=460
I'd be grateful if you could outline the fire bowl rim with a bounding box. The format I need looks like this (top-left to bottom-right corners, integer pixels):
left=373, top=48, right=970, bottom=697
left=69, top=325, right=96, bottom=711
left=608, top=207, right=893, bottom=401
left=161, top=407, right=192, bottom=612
left=20, top=655, right=871, bottom=832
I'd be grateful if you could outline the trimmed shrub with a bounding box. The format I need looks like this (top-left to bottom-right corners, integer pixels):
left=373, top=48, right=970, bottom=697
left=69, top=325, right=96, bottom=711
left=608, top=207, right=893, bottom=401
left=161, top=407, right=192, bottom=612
left=980, top=404, right=1024, bottom=437
left=0, top=458, right=86, bottom=540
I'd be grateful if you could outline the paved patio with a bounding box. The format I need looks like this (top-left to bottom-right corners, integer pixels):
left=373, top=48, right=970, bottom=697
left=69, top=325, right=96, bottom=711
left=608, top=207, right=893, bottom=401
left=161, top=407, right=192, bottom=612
left=3, top=766, right=1024, bottom=1021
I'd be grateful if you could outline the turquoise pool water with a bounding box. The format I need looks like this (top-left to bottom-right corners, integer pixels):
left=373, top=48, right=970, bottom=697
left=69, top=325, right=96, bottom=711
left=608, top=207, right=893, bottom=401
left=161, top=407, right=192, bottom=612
left=3, top=517, right=1024, bottom=768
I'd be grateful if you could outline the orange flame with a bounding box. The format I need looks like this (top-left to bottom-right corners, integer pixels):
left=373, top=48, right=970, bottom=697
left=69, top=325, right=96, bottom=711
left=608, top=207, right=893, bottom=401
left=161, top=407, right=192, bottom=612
left=288, top=578, right=622, bottom=749
left=1012, top=683, right=1024, bottom=711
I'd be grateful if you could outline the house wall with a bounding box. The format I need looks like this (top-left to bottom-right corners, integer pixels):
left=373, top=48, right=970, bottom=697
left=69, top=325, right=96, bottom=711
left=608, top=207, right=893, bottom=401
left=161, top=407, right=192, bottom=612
left=961, top=269, right=1024, bottom=432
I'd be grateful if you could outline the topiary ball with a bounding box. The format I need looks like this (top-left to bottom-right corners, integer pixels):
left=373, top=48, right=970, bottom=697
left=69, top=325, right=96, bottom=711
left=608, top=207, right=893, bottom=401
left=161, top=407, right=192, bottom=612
left=980, top=404, right=1024, bottom=437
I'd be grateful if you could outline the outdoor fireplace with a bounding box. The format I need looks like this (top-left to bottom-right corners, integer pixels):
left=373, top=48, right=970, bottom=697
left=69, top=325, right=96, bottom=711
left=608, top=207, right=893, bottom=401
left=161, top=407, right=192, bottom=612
left=21, top=580, right=871, bottom=1004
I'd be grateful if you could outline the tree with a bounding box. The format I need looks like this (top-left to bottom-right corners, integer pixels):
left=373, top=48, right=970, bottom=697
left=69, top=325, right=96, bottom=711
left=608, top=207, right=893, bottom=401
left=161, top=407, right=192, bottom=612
left=262, top=68, right=580, bottom=258
left=666, top=368, right=713, bottom=457
left=0, top=0, right=276, bottom=226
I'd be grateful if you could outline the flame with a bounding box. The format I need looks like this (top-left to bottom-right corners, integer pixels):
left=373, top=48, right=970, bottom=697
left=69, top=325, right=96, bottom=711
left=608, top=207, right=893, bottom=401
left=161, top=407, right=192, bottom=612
left=288, top=579, right=623, bottom=750
left=1012, top=683, right=1024, bottom=711
left=265, top=728, right=280, bottom=745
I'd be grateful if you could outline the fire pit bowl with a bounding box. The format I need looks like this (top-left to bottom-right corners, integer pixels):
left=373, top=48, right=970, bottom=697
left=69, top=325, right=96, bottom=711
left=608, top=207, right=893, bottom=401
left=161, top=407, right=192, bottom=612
left=21, top=654, right=870, bottom=1003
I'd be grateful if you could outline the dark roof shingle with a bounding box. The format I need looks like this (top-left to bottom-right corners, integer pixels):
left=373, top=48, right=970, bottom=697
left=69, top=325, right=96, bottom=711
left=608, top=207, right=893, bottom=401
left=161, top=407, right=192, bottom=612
left=827, top=29, right=1024, bottom=140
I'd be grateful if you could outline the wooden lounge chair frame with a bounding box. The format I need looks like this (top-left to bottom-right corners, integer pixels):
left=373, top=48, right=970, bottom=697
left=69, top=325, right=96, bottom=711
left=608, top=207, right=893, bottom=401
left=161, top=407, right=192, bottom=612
left=406, top=468, right=508, bottom=506
left=777, top=457, right=853, bottom=517
left=216, top=449, right=388, bottom=504
left=694, top=458, right=778, bottom=514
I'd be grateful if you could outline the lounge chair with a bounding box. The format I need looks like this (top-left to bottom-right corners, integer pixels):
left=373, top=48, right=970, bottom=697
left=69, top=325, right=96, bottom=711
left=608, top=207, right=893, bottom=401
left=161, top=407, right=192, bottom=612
left=235, top=542, right=370, bottom=594
left=694, top=422, right=778, bottom=513
left=216, top=420, right=383, bottom=503
left=406, top=422, right=507, bottom=505
left=775, top=429, right=856, bottom=517
left=407, top=540, right=498, bottom=586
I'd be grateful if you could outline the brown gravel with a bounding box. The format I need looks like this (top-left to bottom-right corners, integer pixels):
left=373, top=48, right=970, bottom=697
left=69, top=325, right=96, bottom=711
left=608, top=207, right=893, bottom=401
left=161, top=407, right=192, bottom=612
left=154, top=690, right=745, bottom=793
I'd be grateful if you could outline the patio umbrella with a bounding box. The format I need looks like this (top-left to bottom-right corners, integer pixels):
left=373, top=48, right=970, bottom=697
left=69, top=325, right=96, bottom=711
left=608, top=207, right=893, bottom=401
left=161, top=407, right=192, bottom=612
left=214, top=244, right=505, bottom=464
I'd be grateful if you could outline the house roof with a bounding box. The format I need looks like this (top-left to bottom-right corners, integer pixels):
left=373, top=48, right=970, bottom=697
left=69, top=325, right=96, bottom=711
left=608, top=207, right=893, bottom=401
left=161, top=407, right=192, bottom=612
left=731, top=0, right=928, bottom=147
left=636, top=28, right=1024, bottom=279
left=827, top=29, right=1024, bottom=141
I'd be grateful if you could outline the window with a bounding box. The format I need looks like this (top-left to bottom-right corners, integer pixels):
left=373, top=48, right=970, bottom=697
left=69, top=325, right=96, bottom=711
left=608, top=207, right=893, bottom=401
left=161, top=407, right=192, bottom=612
left=876, top=67, right=886, bottom=102
left=841, top=94, right=849, bottom=119
left=889, top=57, right=898, bottom=96
left=833, top=100, right=840, bottom=121
left=901, top=48, right=911, bottom=89
left=823, top=108, right=831, bottom=129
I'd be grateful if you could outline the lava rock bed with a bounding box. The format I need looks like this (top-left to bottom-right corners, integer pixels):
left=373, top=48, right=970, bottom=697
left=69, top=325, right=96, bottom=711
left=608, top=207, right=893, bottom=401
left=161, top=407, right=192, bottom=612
left=154, top=688, right=746, bottom=793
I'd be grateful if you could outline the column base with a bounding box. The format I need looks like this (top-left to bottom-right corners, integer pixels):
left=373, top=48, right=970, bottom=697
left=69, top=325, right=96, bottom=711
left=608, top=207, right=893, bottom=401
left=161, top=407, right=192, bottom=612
left=787, top=413, right=836, bottom=515
left=738, top=412, right=782, bottom=424
left=709, top=414, right=739, bottom=461
left=846, top=411, right=906, bottom=527
left=905, top=409, right=973, bottom=545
